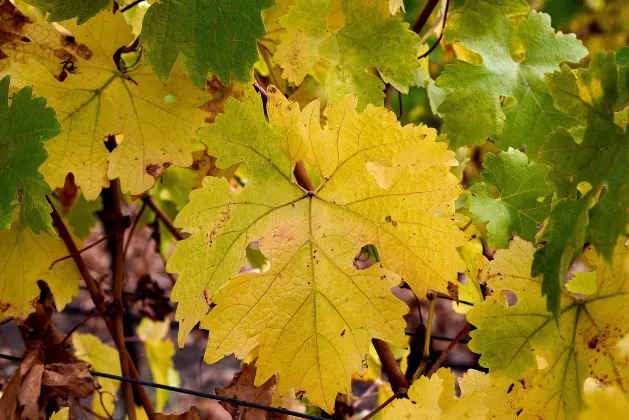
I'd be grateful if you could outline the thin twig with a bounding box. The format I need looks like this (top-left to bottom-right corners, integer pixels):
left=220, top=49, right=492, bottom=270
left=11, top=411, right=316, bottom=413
left=143, top=196, right=184, bottom=241
left=0, top=317, right=14, bottom=327
left=372, top=339, right=409, bottom=394
left=59, top=311, right=102, bottom=346
left=412, top=0, right=441, bottom=34
left=120, top=0, right=144, bottom=13
left=426, top=322, right=472, bottom=377
left=123, top=200, right=147, bottom=263
left=361, top=387, right=405, bottom=420
left=254, top=74, right=269, bottom=98
left=49, top=232, right=116, bottom=270
left=418, top=0, right=451, bottom=59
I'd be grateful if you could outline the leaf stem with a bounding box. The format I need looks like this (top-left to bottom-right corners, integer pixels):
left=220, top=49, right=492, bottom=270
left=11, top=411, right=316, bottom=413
left=423, top=293, right=437, bottom=359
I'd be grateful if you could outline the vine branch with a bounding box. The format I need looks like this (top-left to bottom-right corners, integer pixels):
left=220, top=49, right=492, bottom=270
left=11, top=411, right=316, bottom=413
left=426, top=322, right=471, bottom=377
left=143, top=196, right=184, bottom=241
left=372, top=338, right=409, bottom=394
left=47, top=196, right=156, bottom=419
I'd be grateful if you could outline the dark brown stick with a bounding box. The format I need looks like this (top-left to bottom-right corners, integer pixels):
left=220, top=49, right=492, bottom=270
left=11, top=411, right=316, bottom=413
left=109, top=179, right=137, bottom=420
left=426, top=322, right=472, bottom=377
left=372, top=339, right=409, bottom=394
left=143, top=196, right=184, bottom=241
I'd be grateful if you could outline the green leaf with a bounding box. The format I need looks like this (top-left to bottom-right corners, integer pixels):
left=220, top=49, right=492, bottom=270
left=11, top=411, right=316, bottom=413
left=469, top=149, right=553, bottom=248
left=141, top=0, right=274, bottom=87
left=532, top=194, right=594, bottom=317
left=468, top=237, right=629, bottom=419
left=436, top=0, right=587, bottom=152
left=616, top=46, right=629, bottom=67
left=23, top=0, right=112, bottom=24
left=539, top=52, right=629, bottom=259
left=65, top=193, right=102, bottom=240
left=274, top=0, right=420, bottom=110
left=0, top=75, right=61, bottom=236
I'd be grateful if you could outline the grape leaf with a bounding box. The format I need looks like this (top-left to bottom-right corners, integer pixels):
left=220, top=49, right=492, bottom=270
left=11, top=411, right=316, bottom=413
left=167, top=86, right=465, bottom=412
left=72, top=332, right=121, bottom=418
left=141, top=0, right=274, bottom=87
left=137, top=318, right=179, bottom=411
left=436, top=0, right=587, bottom=152
left=468, top=237, right=629, bottom=419
left=0, top=216, right=81, bottom=320
left=274, top=0, right=420, bottom=110
left=2, top=11, right=208, bottom=200
left=22, top=0, right=112, bottom=24
left=469, top=149, right=553, bottom=248
left=64, top=192, right=102, bottom=239
left=532, top=195, right=594, bottom=317
left=383, top=368, right=491, bottom=419
left=581, top=386, right=629, bottom=420
left=0, top=75, right=61, bottom=235
left=565, top=271, right=597, bottom=295
left=539, top=52, right=629, bottom=260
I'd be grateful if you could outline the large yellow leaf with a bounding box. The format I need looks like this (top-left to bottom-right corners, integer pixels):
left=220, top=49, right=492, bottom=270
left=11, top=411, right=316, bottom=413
left=50, top=407, right=69, bottom=420
left=0, top=216, right=80, bottom=320
left=72, top=332, right=121, bottom=418
left=467, top=237, right=629, bottom=419
left=167, top=86, right=465, bottom=412
left=382, top=368, right=490, bottom=419
left=1, top=11, right=208, bottom=200
left=137, top=317, right=179, bottom=412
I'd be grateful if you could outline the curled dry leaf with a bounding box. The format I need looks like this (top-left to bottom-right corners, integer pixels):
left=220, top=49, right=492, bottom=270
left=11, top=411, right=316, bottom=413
left=217, top=363, right=290, bottom=420
left=155, top=406, right=201, bottom=420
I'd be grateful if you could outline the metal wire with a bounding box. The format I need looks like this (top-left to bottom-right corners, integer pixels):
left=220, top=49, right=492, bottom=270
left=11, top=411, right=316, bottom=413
left=0, top=353, right=327, bottom=420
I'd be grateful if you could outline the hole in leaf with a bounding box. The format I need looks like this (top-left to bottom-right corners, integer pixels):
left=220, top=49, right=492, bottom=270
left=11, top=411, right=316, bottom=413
left=244, top=241, right=270, bottom=273
left=164, top=93, right=178, bottom=103
left=354, top=244, right=380, bottom=270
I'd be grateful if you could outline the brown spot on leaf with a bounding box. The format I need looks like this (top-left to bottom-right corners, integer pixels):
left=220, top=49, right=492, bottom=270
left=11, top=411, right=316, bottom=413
left=341, top=329, right=345, bottom=337
left=145, top=163, right=161, bottom=178
left=17, top=187, right=22, bottom=203
left=75, top=43, right=92, bottom=60
left=588, top=336, right=599, bottom=349
left=447, top=281, right=459, bottom=300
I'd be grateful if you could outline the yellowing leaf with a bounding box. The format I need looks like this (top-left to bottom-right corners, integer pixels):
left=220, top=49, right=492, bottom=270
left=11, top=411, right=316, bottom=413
left=137, top=317, right=179, bottom=411
left=72, top=332, right=121, bottom=418
left=566, top=271, right=598, bottom=295
left=580, top=385, right=629, bottom=420
left=168, top=86, right=465, bottom=412
left=50, top=407, right=69, bottom=420
left=274, top=0, right=420, bottom=109
left=468, top=237, right=629, bottom=419
left=382, top=368, right=489, bottom=419
left=0, top=216, right=80, bottom=320
left=3, top=11, right=208, bottom=200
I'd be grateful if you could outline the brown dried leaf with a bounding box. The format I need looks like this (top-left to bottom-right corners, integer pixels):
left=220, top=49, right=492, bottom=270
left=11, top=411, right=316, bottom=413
left=156, top=406, right=201, bottom=420
left=0, top=0, right=28, bottom=60
left=217, top=363, right=290, bottom=420
left=41, top=362, right=98, bottom=399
